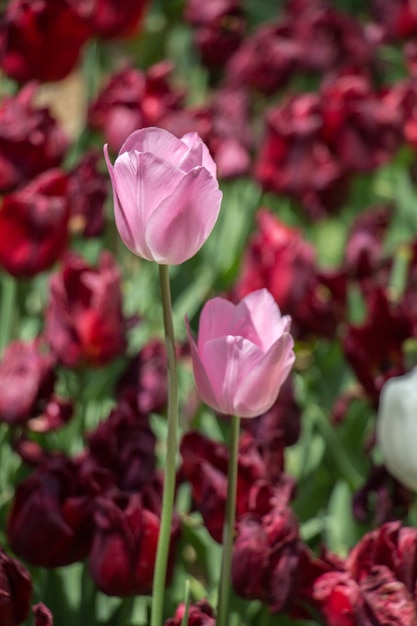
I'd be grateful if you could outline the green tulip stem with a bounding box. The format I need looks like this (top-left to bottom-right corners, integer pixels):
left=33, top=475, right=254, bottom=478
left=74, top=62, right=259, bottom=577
left=151, top=264, right=179, bottom=626
left=217, top=414, right=241, bottom=626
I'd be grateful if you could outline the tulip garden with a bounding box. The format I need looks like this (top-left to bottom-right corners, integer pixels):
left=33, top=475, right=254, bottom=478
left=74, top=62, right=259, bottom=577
left=3, top=0, right=417, bottom=624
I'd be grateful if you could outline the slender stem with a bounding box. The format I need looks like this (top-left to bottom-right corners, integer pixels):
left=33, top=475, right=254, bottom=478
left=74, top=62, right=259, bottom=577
left=151, top=264, right=179, bottom=626
left=0, top=272, right=17, bottom=355
left=217, top=414, right=241, bottom=626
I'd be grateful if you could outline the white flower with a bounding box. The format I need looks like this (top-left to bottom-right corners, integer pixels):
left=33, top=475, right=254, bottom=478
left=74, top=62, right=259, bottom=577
left=377, top=366, right=417, bottom=491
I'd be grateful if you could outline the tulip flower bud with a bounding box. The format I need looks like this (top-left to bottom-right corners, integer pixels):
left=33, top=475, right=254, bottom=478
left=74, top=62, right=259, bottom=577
left=104, top=127, right=222, bottom=265
left=186, top=288, right=295, bottom=418
left=377, top=367, right=417, bottom=491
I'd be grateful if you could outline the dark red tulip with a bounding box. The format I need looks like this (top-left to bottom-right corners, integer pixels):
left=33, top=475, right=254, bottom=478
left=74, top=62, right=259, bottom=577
left=255, top=94, right=348, bottom=218
left=0, top=0, right=92, bottom=83
left=165, top=600, right=216, bottom=626
left=68, top=151, right=107, bottom=238
left=117, top=339, right=168, bottom=415
left=89, top=492, right=178, bottom=596
left=0, top=545, right=32, bottom=626
left=320, top=75, right=403, bottom=173
left=88, top=0, right=149, bottom=39
left=45, top=252, right=127, bottom=367
left=226, top=21, right=300, bottom=94
left=33, top=603, right=53, bottom=626
left=0, top=84, right=68, bottom=193
left=83, top=397, right=156, bottom=494
left=343, top=288, right=411, bottom=402
left=232, top=501, right=302, bottom=612
left=0, top=169, right=71, bottom=277
left=185, top=0, right=245, bottom=68
left=88, top=63, right=184, bottom=153
left=7, top=455, right=95, bottom=568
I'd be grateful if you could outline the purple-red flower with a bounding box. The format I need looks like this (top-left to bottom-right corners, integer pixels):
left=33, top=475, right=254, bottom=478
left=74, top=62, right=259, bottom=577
left=45, top=252, right=127, bottom=367
left=312, top=522, right=417, bottom=625
left=7, top=455, right=95, bottom=568
left=88, top=0, right=149, bottom=39
left=232, top=500, right=302, bottom=612
left=68, top=151, right=107, bottom=238
left=165, top=600, right=216, bottom=626
left=185, top=0, right=245, bottom=68
left=89, top=491, right=179, bottom=596
left=0, top=84, right=68, bottom=193
left=88, top=64, right=185, bottom=153
left=0, top=545, right=32, bottom=626
left=0, top=169, right=71, bottom=277
left=0, top=0, right=92, bottom=83
left=186, top=288, right=295, bottom=418
left=104, top=127, right=222, bottom=264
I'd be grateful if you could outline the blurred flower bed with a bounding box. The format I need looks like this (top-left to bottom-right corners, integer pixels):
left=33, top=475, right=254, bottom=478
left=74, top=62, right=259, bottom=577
left=1, top=0, right=417, bottom=624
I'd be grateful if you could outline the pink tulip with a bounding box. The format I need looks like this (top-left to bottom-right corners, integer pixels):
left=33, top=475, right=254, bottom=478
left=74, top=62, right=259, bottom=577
left=186, top=289, right=295, bottom=418
left=104, top=127, right=222, bottom=265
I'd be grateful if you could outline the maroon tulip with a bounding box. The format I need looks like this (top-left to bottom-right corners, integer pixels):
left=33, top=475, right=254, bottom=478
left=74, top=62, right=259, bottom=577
left=45, top=252, right=127, bottom=367
left=185, top=0, right=245, bottom=68
left=0, top=545, right=32, bottom=626
left=0, top=339, right=72, bottom=430
left=236, top=209, right=316, bottom=314
left=117, top=339, right=168, bottom=415
left=88, top=63, right=184, bottom=153
left=68, top=151, right=107, bottom=238
left=226, top=21, right=300, bottom=94
left=83, top=397, right=156, bottom=494
left=320, top=75, right=403, bottom=173
left=312, top=522, right=417, bottom=625
left=372, top=0, right=417, bottom=41
left=33, top=604, right=53, bottom=626
left=289, top=0, right=375, bottom=75
left=0, top=169, right=71, bottom=277
left=88, top=0, right=149, bottom=39
left=7, top=455, right=95, bottom=567
left=89, top=492, right=178, bottom=596
left=165, top=600, right=216, bottom=626
left=343, top=287, right=412, bottom=402
left=343, top=204, right=392, bottom=283
left=232, top=500, right=302, bottom=612
left=255, top=94, right=348, bottom=218
left=0, top=0, right=92, bottom=82
left=0, top=84, right=68, bottom=193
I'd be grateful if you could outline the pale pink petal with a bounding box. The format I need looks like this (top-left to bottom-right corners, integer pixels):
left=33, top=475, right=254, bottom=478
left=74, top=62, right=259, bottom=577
left=181, top=132, right=218, bottom=179
left=185, top=316, right=223, bottom=413
left=178, top=140, right=203, bottom=172
left=197, top=297, right=238, bottom=349
left=104, top=144, right=144, bottom=257
left=234, top=333, right=295, bottom=417
left=146, top=167, right=222, bottom=264
left=119, top=127, right=189, bottom=167
left=239, top=289, right=291, bottom=350
left=112, top=151, right=185, bottom=260
left=202, top=336, right=265, bottom=416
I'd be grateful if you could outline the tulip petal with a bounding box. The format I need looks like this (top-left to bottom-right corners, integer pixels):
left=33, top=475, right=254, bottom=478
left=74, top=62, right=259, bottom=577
left=111, top=151, right=185, bottom=260
left=180, top=132, right=218, bottom=179
left=201, top=336, right=266, bottom=416
left=146, top=167, right=222, bottom=265
left=234, top=333, right=295, bottom=417
left=198, top=297, right=239, bottom=349
left=239, top=289, right=292, bottom=350
left=186, top=316, right=224, bottom=414
left=119, top=127, right=189, bottom=168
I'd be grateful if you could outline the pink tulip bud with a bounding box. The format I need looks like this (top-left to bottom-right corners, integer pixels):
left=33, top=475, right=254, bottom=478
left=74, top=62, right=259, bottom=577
left=186, top=288, right=295, bottom=418
left=104, top=127, right=222, bottom=265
